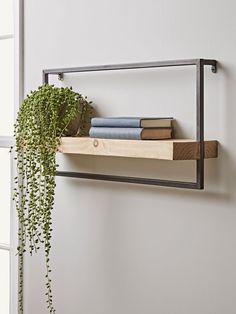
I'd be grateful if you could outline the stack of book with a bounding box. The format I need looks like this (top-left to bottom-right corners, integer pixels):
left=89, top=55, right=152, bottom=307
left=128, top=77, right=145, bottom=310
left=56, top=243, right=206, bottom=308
left=89, top=117, right=173, bottom=140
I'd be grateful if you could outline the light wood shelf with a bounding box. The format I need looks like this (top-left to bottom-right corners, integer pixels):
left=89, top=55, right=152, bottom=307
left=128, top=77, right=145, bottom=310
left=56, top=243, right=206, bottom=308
left=58, top=137, right=218, bottom=161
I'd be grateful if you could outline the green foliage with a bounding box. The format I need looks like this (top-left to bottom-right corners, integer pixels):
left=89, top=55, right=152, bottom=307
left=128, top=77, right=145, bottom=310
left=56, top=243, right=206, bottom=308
left=13, top=84, right=93, bottom=313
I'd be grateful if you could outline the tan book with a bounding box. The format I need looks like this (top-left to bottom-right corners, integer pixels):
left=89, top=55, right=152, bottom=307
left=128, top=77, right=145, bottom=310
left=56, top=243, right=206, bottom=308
left=141, top=128, right=172, bottom=139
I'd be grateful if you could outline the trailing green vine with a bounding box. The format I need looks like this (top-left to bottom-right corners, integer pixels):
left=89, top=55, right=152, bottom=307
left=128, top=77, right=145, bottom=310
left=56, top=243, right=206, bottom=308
left=13, top=84, right=94, bottom=313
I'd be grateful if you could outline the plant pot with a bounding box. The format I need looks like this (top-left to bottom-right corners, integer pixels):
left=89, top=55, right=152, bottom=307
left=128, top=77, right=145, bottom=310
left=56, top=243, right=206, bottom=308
left=60, top=102, right=96, bottom=137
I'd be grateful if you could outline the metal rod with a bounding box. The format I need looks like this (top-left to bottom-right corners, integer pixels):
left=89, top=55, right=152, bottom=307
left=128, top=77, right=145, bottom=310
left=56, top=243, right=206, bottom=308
left=56, top=171, right=199, bottom=189
left=196, top=60, right=205, bottom=189
left=43, top=58, right=217, bottom=76
left=42, top=72, right=48, bottom=84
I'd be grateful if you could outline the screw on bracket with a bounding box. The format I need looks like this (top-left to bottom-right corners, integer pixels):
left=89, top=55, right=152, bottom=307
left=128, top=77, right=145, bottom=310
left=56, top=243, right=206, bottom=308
left=211, top=64, right=217, bottom=73
left=58, top=73, right=64, bottom=81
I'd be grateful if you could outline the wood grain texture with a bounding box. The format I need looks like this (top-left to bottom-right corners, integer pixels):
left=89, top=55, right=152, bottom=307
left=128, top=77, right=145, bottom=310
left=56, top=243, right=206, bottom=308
left=58, top=137, right=218, bottom=160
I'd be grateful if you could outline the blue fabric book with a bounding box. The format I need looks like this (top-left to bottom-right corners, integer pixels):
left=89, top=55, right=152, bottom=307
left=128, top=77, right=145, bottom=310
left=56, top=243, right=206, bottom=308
left=91, top=117, right=173, bottom=128
left=89, top=127, right=172, bottom=140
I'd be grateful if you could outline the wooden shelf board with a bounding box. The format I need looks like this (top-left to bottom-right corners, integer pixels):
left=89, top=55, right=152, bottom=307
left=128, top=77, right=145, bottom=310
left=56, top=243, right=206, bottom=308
left=58, top=137, right=218, bottom=161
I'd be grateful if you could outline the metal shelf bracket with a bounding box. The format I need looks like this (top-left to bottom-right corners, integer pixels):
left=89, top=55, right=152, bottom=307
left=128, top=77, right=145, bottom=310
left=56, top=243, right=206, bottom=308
left=42, top=58, right=217, bottom=189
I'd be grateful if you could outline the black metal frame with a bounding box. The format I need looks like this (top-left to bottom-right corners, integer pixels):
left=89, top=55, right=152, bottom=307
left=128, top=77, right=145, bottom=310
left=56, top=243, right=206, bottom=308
left=42, top=58, right=217, bottom=189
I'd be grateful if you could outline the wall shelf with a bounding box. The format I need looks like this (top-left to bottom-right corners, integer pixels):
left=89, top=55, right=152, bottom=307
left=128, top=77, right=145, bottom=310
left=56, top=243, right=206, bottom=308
left=43, top=58, right=218, bottom=190
left=58, top=137, right=218, bottom=161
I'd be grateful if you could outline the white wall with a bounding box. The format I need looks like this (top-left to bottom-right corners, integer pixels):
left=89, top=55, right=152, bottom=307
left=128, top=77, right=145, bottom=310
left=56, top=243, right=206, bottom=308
left=23, top=1, right=236, bottom=313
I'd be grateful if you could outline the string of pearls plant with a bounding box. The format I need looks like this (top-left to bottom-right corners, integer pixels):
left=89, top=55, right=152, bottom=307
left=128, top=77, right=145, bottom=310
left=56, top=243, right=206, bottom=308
left=13, top=84, right=93, bottom=313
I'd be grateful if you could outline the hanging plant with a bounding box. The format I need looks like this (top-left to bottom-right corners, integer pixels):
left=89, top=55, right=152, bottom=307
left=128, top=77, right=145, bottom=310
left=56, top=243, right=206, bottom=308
left=13, top=84, right=94, bottom=313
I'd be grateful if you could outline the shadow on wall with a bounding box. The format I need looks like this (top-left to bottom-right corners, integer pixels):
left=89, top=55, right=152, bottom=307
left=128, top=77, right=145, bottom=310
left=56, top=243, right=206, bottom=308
left=55, top=62, right=236, bottom=204
left=218, top=61, right=236, bottom=200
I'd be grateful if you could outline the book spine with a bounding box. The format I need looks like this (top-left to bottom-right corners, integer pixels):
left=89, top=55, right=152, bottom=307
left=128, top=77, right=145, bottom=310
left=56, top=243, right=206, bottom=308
left=91, top=118, right=140, bottom=128
left=89, top=127, right=142, bottom=140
